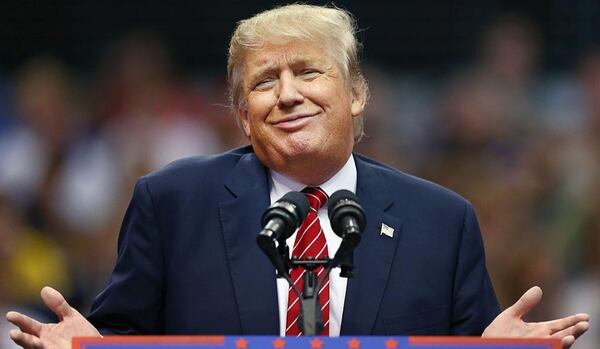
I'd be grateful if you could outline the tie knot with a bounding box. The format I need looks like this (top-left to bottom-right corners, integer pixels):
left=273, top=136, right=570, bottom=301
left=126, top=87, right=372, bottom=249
left=302, top=187, right=328, bottom=211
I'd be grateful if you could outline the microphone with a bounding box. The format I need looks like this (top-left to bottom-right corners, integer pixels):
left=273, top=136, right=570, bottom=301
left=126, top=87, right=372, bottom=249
left=258, top=191, right=310, bottom=242
left=257, top=191, right=310, bottom=277
left=328, top=189, right=366, bottom=239
left=328, top=190, right=366, bottom=275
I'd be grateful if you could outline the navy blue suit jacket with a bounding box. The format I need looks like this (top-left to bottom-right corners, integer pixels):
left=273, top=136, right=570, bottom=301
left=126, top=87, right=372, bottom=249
left=87, top=146, right=499, bottom=336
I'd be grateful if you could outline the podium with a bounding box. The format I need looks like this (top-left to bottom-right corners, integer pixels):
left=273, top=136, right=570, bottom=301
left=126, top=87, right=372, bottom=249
left=73, top=336, right=560, bottom=349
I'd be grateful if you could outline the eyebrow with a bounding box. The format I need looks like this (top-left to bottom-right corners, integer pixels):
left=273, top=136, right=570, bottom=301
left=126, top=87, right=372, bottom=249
left=246, top=61, right=279, bottom=87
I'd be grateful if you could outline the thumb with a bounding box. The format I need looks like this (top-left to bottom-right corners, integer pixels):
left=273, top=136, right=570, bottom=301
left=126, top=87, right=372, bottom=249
left=505, top=286, right=543, bottom=318
left=41, top=286, right=73, bottom=320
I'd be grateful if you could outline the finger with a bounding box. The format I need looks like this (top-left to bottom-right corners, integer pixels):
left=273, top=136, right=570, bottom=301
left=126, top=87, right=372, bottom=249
left=6, top=311, right=43, bottom=336
left=560, top=335, right=575, bottom=349
left=505, top=286, right=543, bottom=318
left=41, top=286, right=73, bottom=320
left=552, top=321, right=590, bottom=340
left=9, top=328, right=43, bottom=349
left=545, top=313, right=590, bottom=333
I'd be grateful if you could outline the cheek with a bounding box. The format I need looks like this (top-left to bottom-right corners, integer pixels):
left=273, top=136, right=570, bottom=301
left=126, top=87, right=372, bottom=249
left=247, top=94, right=276, bottom=120
left=308, top=80, right=351, bottom=108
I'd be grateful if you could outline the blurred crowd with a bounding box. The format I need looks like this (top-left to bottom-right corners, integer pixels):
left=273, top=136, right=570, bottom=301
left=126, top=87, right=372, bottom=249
left=1, top=14, right=599, bottom=348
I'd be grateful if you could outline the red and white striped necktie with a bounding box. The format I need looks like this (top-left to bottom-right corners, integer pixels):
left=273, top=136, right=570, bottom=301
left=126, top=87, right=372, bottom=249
left=286, top=187, right=329, bottom=336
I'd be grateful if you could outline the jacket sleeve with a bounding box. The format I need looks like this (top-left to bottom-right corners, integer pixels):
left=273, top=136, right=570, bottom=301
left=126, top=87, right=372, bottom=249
left=87, top=177, right=165, bottom=334
left=450, top=203, right=500, bottom=335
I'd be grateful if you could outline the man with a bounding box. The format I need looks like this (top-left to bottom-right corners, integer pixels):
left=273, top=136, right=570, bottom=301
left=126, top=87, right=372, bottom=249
left=6, top=4, right=589, bottom=348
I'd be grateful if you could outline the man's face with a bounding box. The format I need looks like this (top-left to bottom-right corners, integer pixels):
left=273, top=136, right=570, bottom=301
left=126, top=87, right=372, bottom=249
left=239, top=40, right=364, bottom=184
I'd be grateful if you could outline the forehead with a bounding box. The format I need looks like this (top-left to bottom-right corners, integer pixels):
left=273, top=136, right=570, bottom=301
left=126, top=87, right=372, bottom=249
left=243, top=40, right=334, bottom=74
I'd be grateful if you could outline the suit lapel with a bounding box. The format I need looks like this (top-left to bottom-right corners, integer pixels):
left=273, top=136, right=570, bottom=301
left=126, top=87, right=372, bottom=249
left=341, top=156, right=403, bottom=334
left=219, top=151, right=279, bottom=334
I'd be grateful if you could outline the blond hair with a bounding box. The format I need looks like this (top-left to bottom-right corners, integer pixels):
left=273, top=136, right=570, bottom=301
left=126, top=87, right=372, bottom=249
left=227, top=4, right=369, bottom=141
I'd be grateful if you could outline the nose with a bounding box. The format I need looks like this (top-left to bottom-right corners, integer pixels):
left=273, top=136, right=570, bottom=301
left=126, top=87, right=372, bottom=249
left=277, top=72, right=304, bottom=108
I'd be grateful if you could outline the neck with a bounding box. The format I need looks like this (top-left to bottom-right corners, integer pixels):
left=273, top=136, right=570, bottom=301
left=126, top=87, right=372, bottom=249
left=264, top=151, right=351, bottom=186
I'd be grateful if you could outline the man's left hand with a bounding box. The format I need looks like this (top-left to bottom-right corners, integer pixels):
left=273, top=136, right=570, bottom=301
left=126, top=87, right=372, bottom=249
left=482, top=286, right=589, bottom=348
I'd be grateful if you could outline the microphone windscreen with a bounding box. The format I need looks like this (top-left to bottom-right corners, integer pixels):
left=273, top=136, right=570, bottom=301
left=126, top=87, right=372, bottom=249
left=260, top=191, right=311, bottom=241
left=328, top=189, right=358, bottom=212
left=327, top=189, right=366, bottom=236
left=280, top=191, right=310, bottom=223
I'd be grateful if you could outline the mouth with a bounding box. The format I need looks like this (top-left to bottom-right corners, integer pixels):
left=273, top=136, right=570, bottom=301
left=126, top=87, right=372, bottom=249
left=272, top=112, right=319, bottom=131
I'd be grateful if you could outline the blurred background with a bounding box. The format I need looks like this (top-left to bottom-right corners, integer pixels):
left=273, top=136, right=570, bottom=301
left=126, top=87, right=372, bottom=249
left=0, top=0, right=598, bottom=347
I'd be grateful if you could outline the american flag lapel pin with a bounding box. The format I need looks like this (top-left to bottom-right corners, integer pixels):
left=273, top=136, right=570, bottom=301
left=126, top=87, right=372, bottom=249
left=380, top=223, right=394, bottom=238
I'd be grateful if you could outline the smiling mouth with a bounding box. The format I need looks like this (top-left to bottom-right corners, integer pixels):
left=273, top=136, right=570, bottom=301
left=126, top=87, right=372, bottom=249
left=273, top=112, right=318, bottom=131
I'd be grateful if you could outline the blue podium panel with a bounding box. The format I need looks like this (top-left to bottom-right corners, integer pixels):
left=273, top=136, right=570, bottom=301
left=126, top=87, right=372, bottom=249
left=73, top=336, right=560, bottom=349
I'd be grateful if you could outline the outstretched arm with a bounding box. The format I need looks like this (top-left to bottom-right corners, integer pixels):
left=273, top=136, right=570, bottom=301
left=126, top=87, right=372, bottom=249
left=6, top=287, right=101, bottom=349
left=482, top=286, right=589, bottom=348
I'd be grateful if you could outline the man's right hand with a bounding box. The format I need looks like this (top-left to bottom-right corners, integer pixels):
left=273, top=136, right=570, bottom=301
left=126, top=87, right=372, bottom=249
left=6, top=286, right=101, bottom=349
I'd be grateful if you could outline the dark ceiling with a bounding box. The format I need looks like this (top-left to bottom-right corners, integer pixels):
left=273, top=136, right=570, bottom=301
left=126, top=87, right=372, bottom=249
left=1, top=0, right=599, bottom=74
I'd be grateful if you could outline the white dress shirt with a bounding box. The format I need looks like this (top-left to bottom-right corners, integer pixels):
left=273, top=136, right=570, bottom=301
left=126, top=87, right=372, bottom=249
left=269, top=155, right=357, bottom=337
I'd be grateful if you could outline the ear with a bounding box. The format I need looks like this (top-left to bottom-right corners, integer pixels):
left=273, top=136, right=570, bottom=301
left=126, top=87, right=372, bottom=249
left=350, top=82, right=367, bottom=118
left=238, top=108, right=252, bottom=139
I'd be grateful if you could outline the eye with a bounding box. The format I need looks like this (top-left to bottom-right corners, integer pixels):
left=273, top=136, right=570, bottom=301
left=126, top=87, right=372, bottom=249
left=253, top=77, right=276, bottom=91
left=299, top=69, right=321, bottom=79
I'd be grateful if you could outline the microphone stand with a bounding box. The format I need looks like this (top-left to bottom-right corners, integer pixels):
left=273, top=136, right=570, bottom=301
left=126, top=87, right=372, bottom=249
left=288, top=258, right=330, bottom=336
left=281, top=249, right=355, bottom=336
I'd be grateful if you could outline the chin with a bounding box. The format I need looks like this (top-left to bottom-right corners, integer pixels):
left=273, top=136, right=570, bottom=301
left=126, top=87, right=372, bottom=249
left=287, top=142, right=330, bottom=162
left=280, top=133, right=314, bottom=153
